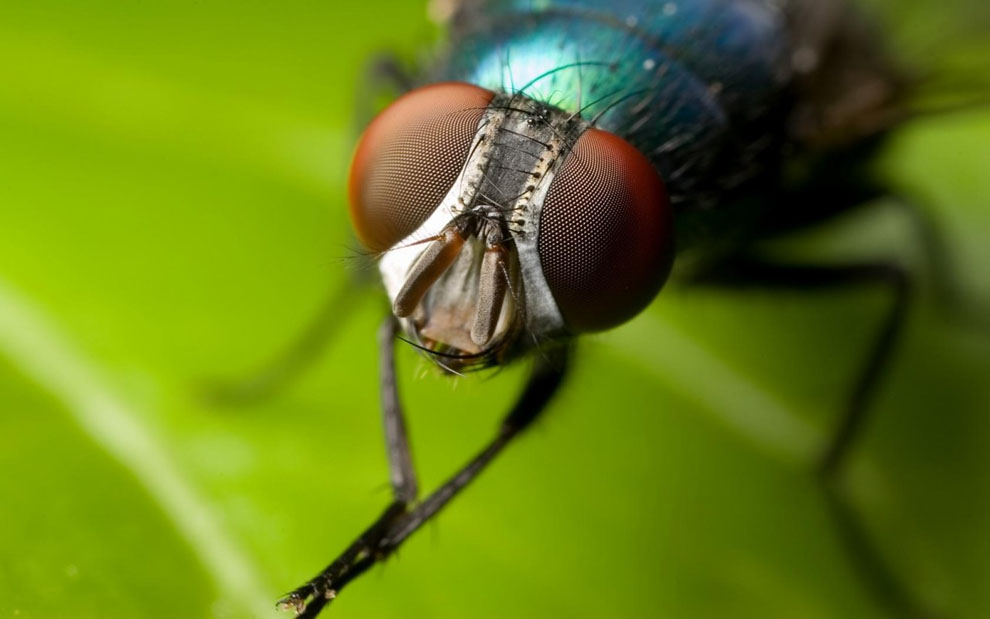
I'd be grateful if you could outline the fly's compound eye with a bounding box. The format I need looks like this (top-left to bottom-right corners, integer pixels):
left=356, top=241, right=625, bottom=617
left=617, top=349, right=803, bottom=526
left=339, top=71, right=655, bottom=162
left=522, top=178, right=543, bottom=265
left=538, top=128, right=674, bottom=332
left=348, top=82, right=495, bottom=252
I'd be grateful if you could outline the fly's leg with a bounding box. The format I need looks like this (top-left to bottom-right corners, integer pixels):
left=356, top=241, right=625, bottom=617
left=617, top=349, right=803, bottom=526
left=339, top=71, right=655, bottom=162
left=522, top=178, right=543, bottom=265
left=690, top=256, right=924, bottom=617
left=206, top=54, right=417, bottom=407
left=365, top=53, right=417, bottom=93
left=277, top=318, right=417, bottom=616
left=320, top=348, right=569, bottom=604
left=205, top=275, right=373, bottom=405
left=353, top=52, right=419, bottom=129
left=889, top=196, right=988, bottom=330
left=369, top=340, right=569, bottom=550
left=378, top=319, right=419, bottom=505
left=278, top=319, right=570, bottom=617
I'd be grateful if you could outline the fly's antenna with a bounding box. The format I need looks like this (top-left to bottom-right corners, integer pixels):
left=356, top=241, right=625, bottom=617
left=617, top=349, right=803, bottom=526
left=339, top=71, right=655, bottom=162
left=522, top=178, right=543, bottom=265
left=496, top=247, right=550, bottom=363
left=500, top=253, right=535, bottom=346
left=368, top=230, right=453, bottom=260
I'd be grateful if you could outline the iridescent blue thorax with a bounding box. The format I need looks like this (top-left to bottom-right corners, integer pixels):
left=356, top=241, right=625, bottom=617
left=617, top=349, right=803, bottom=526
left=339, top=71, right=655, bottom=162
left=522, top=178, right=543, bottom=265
left=434, top=0, right=792, bottom=224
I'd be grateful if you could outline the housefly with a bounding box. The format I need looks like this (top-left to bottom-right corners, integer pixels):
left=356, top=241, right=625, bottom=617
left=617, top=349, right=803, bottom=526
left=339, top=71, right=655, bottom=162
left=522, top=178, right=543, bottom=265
left=258, top=0, right=987, bottom=616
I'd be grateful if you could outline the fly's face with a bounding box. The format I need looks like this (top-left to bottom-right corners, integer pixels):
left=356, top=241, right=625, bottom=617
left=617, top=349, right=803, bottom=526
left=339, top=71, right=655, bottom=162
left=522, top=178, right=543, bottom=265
left=349, top=82, right=675, bottom=370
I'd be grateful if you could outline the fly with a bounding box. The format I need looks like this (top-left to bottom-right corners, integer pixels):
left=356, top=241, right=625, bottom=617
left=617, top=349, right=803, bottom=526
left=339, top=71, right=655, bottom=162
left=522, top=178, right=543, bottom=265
left=252, top=0, right=973, bottom=616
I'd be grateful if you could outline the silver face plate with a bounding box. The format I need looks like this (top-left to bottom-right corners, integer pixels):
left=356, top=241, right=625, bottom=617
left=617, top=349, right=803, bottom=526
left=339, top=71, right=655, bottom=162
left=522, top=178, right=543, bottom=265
left=378, top=92, right=589, bottom=368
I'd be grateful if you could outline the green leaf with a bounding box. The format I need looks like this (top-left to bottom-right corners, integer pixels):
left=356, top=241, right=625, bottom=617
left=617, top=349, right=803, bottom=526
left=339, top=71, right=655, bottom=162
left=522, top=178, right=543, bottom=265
left=0, top=2, right=988, bottom=618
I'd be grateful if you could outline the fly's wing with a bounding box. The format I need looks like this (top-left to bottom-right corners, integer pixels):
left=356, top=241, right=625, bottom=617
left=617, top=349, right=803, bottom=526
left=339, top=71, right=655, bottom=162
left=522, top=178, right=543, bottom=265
left=782, top=0, right=909, bottom=148
left=785, top=0, right=990, bottom=148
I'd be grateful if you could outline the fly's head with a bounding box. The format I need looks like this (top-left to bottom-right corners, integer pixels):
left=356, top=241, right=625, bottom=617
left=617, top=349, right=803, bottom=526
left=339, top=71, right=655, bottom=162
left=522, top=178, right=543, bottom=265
left=348, top=82, right=675, bottom=371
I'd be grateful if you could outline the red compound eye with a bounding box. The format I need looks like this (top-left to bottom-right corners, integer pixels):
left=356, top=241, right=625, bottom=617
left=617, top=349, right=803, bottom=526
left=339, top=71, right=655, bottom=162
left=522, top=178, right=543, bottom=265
left=538, top=128, right=674, bottom=332
left=349, top=82, right=494, bottom=252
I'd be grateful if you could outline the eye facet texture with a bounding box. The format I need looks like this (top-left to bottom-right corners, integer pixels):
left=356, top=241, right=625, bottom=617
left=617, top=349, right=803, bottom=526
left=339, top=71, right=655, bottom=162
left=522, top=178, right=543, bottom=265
left=349, top=82, right=494, bottom=252
left=538, top=128, right=674, bottom=332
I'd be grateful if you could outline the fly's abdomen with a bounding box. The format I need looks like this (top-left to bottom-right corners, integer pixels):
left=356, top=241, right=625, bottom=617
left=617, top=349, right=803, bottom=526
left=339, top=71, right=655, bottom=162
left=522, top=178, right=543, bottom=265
left=436, top=0, right=792, bottom=207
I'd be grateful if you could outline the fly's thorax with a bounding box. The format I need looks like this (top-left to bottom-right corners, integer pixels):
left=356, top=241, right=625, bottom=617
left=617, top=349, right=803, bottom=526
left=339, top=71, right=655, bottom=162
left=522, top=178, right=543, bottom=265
left=378, top=93, right=589, bottom=368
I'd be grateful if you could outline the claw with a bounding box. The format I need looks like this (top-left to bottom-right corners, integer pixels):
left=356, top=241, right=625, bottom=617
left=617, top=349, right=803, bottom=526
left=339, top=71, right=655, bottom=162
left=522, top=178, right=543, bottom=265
left=275, top=592, right=306, bottom=615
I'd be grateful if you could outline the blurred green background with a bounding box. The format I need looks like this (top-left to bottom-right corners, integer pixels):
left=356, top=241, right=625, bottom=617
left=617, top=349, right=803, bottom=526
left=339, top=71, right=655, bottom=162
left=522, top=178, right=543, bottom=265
left=1, top=1, right=988, bottom=618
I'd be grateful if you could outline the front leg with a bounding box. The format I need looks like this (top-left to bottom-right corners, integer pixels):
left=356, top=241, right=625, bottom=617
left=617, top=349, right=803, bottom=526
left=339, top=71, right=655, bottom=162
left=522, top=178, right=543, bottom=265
left=277, top=318, right=418, bottom=616
left=205, top=277, right=374, bottom=405
left=279, top=319, right=570, bottom=617
left=205, top=51, right=421, bottom=407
